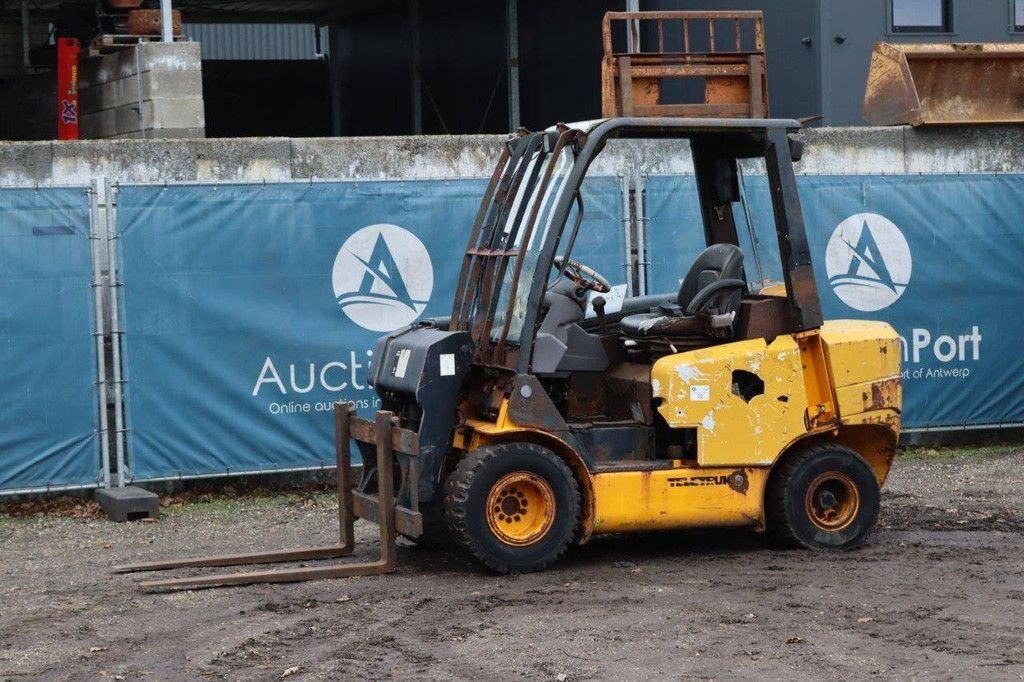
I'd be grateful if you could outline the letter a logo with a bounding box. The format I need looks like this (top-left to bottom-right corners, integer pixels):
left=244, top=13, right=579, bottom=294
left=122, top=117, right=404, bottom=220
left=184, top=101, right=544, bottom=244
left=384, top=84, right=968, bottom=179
left=825, top=213, right=912, bottom=312
left=332, top=224, right=434, bottom=332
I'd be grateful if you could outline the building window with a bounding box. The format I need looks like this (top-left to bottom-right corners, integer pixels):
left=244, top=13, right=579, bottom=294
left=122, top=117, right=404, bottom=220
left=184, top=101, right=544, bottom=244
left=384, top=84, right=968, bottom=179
left=891, top=0, right=952, bottom=33
left=1015, top=0, right=1024, bottom=31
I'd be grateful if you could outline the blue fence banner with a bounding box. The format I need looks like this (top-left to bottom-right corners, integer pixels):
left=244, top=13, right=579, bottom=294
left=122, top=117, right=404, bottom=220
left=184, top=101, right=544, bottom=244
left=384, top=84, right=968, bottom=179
left=645, top=173, right=1024, bottom=430
left=0, top=187, right=99, bottom=492
left=115, top=178, right=624, bottom=480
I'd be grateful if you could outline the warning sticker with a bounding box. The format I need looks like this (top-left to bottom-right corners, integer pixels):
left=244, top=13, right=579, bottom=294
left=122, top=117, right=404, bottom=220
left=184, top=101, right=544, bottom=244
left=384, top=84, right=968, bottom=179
left=394, top=349, right=411, bottom=379
left=690, top=385, right=710, bottom=401
left=439, top=353, right=456, bottom=377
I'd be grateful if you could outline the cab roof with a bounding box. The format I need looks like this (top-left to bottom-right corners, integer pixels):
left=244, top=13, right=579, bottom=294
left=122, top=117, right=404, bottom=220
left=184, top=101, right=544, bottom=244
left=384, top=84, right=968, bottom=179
left=548, top=116, right=802, bottom=136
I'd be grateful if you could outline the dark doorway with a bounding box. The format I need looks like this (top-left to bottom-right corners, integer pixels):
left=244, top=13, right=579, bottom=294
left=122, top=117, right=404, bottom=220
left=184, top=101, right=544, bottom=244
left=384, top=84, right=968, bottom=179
left=202, top=60, right=331, bottom=137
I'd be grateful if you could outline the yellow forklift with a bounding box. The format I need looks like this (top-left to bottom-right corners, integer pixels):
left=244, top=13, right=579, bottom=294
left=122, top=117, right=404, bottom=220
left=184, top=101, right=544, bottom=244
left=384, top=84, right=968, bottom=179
left=344, top=117, right=902, bottom=573
left=116, top=117, right=902, bottom=589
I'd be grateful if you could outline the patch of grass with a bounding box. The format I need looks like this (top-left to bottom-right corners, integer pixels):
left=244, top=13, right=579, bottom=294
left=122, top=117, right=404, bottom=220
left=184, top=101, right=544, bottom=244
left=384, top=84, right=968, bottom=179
left=898, top=442, right=1023, bottom=462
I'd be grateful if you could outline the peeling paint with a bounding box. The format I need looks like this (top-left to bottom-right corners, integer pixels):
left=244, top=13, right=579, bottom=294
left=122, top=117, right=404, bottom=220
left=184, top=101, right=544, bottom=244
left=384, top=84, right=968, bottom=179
left=675, top=364, right=702, bottom=382
left=701, top=413, right=716, bottom=431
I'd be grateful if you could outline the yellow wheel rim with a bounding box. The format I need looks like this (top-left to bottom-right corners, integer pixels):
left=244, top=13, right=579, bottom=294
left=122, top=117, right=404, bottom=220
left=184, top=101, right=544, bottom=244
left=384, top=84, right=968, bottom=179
left=805, top=471, right=860, bottom=532
left=485, top=472, right=556, bottom=547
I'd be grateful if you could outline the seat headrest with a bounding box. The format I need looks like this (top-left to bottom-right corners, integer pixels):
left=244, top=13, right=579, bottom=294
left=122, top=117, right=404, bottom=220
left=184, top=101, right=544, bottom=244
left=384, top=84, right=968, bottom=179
left=677, top=243, right=744, bottom=307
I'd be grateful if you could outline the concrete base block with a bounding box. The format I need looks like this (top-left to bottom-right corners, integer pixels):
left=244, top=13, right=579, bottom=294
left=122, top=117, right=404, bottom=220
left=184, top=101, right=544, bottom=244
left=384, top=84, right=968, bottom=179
left=80, top=70, right=203, bottom=112
left=96, top=486, right=161, bottom=522
left=107, top=127, right=206, bottom=140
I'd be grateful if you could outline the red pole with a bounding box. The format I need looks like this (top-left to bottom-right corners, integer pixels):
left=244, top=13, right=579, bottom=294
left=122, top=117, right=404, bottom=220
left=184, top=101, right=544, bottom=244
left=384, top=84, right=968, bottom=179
left=56, top=37, right=81, bottom=140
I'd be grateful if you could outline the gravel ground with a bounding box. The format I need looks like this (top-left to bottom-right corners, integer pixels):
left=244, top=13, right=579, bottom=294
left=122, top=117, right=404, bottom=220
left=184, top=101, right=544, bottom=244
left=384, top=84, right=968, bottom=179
left=1, top=446, right=1023, bottom=681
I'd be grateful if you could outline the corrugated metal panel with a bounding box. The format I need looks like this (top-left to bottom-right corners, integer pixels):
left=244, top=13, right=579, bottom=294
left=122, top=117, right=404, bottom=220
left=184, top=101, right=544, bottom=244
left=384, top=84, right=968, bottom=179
left=183, top=23, right=318, bottom=60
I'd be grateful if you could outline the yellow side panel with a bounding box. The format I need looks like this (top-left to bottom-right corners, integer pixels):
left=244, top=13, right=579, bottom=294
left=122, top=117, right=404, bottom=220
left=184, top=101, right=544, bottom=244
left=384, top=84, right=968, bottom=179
left=591, top=467, right=768, bottom=533
left=651, top=336, right=809, bottom=467
left=820, top=320, right=902, bottom=421
left=820, top=320, right=902, bottom=393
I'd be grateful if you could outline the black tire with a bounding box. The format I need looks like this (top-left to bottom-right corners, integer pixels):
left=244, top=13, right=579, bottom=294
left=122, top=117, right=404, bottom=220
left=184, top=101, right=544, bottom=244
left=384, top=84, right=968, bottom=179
left=444, top=442, right=580, bottom=573
left=766, top=442, right=880, bottom=550
left=406, top=501, right=453, bottom=548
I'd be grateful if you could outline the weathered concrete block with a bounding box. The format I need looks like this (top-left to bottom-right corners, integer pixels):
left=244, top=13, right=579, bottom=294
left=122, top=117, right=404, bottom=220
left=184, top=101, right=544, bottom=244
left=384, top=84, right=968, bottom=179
left=78, top=42, right=204, bottom=140
left=194, top=138, right=292, bottom=181
left=0, top=142, right=54, bottom=185
left=80, top=70, right=203, bottom=112
left=96, top=486, right=160, bottom=522
left=797, top=126, right=905, bottom=174
left=80, top=43, right=201, bottom=87
left=51, top=138, right=200, bottom=184
left=78, top=52, right=121, bottom=89
left=128, top=41, right=202, bottom=76
left=107, top=128, right=206, bottom=140
left=146, top=97, right=205, bottom=130
left=904, top=125, right=1024, bottom=173
left=7, top=125, right=1024, bottom=188
left=290, top=135, right=501, bottom=180
left=81, top=98, right=204, bottom=138
left=79, top=108, right=117, bottom=139
left=593, top=138, right=694, bottom=175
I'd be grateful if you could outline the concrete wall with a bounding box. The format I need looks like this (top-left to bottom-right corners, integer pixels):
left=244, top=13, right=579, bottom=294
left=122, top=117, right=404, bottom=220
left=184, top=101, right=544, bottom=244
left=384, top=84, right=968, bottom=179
left=2, top=126, right=1024, bottom=188
left=79, top=42, right=205, bottom=140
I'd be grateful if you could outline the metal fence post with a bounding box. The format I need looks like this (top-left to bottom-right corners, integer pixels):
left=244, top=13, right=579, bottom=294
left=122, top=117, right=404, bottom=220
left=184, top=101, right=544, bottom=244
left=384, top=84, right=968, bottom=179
left=89, top=181, right=112, bottom=489
left=105, top=182, right=129, bottom=487
left=620, top=174, right=633, bottom=297
left=634, top=172, right=649, bottom=296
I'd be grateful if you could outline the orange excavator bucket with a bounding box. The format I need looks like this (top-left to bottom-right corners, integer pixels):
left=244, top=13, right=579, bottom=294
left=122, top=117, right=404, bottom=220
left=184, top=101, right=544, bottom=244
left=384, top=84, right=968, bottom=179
left=863, top=41, right=1024, bottom=126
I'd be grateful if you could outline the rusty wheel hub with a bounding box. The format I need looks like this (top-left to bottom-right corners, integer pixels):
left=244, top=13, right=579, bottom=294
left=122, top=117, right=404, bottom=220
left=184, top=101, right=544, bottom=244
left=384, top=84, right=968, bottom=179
left=485, top=472, right=556, bottom=547
left=805, top=471, right=860, bottom=532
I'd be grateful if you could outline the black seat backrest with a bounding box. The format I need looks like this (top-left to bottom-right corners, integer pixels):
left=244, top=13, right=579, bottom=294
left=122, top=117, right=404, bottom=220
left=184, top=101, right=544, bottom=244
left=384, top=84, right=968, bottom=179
left=677, top=243, right=745, bottom=308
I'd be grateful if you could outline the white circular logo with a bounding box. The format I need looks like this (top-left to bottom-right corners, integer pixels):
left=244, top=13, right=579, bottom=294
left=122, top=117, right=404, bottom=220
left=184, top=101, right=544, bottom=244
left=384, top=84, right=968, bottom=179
left=332, top=224, right=434, bottom=332
left=825, top=212, right=912, bottom=312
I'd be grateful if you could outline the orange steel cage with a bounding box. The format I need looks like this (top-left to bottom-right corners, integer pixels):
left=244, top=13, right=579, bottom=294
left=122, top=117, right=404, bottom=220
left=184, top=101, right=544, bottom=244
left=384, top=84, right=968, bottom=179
left=601, top=11, right=768, bottom=119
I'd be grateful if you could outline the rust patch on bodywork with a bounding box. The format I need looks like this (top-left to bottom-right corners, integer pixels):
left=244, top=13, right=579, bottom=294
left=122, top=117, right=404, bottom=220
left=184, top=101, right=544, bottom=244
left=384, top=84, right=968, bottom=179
left=866, top=377, right=901, bottom=412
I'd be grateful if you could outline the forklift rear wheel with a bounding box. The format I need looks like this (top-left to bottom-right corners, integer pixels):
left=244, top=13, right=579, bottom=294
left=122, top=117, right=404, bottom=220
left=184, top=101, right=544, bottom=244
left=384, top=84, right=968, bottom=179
left=766, top=443, right=880, bottom=550
left=444, top=442, right=580, bottom=573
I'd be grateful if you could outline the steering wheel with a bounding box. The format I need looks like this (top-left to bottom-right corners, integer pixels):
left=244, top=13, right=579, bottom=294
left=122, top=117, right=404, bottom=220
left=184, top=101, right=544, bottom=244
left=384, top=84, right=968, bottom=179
left=552, top=256, right=612, bottom=293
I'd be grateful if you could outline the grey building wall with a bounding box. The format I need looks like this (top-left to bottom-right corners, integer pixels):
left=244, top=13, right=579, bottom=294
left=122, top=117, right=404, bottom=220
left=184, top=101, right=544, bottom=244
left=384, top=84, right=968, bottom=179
left=819, top=0, right=1024, bottom=125
left=642, top=0, right=821, bottom=122
left=646, top=0, right=1024, bottom=125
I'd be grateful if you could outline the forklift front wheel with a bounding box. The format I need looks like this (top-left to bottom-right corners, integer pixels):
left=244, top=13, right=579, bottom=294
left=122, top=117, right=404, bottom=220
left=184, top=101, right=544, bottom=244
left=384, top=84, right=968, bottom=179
left=444, top=442, right=580, bottom=574
left=766, top=443, right=881, bottom=550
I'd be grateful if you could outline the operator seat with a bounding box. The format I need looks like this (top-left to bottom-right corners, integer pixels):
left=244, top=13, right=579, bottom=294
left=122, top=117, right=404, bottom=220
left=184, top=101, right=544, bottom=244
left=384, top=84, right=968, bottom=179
left=620, top=243, right=746, bottom=341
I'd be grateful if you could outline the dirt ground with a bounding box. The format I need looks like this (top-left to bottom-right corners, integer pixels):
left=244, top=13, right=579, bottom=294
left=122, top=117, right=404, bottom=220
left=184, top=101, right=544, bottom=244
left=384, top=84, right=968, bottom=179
left=2, top=445, right=1023, bottom=681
